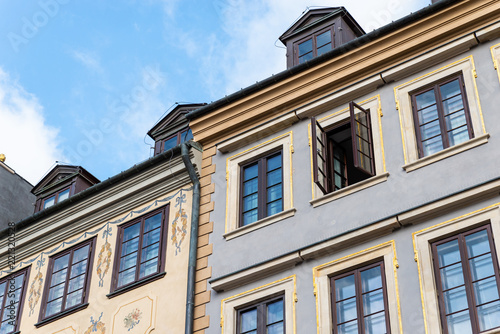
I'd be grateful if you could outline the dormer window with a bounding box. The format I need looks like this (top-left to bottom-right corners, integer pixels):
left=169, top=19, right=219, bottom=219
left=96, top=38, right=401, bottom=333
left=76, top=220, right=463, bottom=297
left=297, top=28, right=334, bottom=64
left=43, top=187, right=70, bottom=209
left=160, top=128, right=193, bottom=153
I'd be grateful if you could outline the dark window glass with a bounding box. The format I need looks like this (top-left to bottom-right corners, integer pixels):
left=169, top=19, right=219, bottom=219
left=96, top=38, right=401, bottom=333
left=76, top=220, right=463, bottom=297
left=312, top=102, right=375, bottom=195
left=295, top=28, right=333, bottom=65
left=163, top=136, right=178, bottom=152
left=412, top=74, right=473, bottom=157
left=240, top=151, right=283, bottom=226
left=237, top=296, right=284, bottom=334
left=42, top=187, right=71, bottom=210
left=330, top=262, right=391, bottom=334
left=432, top=225, right=500, bottom=333
left=113, top=207, right=168, bottom=291
left=41, top=239, right=94, bottom=320
left=0, top=268, right=29, bottom=334
left=158, top=127, right=194, bottom=155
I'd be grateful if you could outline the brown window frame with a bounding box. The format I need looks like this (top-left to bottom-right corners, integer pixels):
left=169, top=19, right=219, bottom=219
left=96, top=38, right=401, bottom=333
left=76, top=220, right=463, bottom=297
left=236, top=294, right=285, bottom=334
left=0, top=267, right=30, bottom=334
left=42, top=186, right=72, bottom=210
left=154, top=127, right=193, bottom=156
left=294, top=26, right=335, bottom=65
left=411, top=73, right=474, bottom=158
left=330, top=261, right=391, bottom=334
left=431, top=224, right=500, bottom=333
left=37, top=237, right=95, bottom=325
left=110, top=205, right=169, bottom=295
left=239, top=149, right=283, bottom=227
left=312, top=101, right=375, bottom=195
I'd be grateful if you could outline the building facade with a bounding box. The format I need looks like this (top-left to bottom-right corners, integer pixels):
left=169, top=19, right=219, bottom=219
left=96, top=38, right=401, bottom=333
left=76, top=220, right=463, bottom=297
left=186, top=1, right=500, bottom=333
left=0, top=110, right=202, bottom=333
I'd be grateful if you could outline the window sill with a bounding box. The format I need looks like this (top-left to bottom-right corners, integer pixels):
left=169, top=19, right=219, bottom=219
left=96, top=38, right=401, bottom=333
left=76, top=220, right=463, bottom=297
left=107, top=271, right=166, bottom=299
left=224, top=208, right=296, bottom=240
left=35, top=303, right=89, bottom=328
left=310, top=172, right=389, bottom=208
left=403, top=133, right=489, bottom=172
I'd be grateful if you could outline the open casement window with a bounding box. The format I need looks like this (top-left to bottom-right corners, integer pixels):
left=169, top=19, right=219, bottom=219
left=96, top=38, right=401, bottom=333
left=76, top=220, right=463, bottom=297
left=0, top=268, right=30, bottom=334
left=312, top=102, right=375, bottom=195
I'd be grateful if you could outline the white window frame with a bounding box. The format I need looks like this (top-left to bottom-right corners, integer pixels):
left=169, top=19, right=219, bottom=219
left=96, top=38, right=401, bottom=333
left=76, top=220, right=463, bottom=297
left=394, top=56, right=488, bottom=172
left=220, top=275, right=296, bottom=334
left=413, top=204, right=500, bottom=334
left=309, top=95, right=389, bottom=207
left=313, top=241, right=402, bottom=334
left=224, top=132, right=295, bottom=240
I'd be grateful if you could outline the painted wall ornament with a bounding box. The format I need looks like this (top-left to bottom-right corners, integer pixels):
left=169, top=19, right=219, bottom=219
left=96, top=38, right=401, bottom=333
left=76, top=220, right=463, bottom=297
left=97, top=224, right=112, bottom=287
left=123, top=308, right=142, bottom=331
left=84, top=312, right=106, bottom=334
left=28, top=255, right=45, bottom=316
left=171, top=191, right=188, bottom=255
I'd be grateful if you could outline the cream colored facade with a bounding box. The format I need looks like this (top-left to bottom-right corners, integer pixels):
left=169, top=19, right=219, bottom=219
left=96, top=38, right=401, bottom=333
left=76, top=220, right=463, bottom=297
left=0, top=147, right=201, bottom=334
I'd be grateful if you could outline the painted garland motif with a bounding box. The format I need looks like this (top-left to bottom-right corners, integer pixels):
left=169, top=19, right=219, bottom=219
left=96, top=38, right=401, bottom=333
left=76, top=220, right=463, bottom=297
left=171, top=192, right=188, bottom=255
left=123, top=308, right=142, bottom=331
left=84, top=312, right=106, bottom=334
left=97, top=224, right=112, bottom=287
left=28, top=256, right=45, bottom=316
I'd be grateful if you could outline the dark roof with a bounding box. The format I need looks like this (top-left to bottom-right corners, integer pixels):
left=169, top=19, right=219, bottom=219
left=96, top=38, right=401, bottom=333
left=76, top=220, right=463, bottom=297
left=147, top=103, right=206, bottom=140
left=187, top=0, right=459, bottom=121
left=31, top=164, right=100, bottom=195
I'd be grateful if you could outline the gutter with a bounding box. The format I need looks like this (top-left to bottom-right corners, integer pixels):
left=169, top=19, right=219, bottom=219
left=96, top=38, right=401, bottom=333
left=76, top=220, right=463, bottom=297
left=181, top=142, right=201, bottom=334
left=186, top=0, right=462, bottom=121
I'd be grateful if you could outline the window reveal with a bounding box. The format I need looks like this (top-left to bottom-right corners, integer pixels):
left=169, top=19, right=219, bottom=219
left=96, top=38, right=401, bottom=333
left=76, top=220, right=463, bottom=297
left=240, top=151, right=283, bottom=226
left=432, top=225, right=500, bottom=333
left=312, top=102, right=375, bottom=194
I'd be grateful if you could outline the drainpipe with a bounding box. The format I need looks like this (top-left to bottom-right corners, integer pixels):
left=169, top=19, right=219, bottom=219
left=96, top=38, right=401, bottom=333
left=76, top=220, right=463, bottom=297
left=182, top=142, right=201, bottom=334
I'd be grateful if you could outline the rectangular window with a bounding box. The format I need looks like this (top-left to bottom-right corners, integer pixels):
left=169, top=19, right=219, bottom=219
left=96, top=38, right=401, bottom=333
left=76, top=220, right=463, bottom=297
left=432, top=225, right=500, bottom=333
left=411, top=74, right=473, bottom=157
left=43, top=187, right=71, bottom=209
left=296, top=28, right=334, bottom=65
left=40, top=238, right=95, bottom=321
left=112, top=206, right=169, bottom=292
left=237, top=296, right=284, bottom=334
left=0, top=268, right=29, bottom=334
left=240, top=151, right=283, bottom=226
left=312, top=101, right=375, bottom=194
left=330, top=262, right=391, bottom=334
left=154, top=128, right=193, bottom=155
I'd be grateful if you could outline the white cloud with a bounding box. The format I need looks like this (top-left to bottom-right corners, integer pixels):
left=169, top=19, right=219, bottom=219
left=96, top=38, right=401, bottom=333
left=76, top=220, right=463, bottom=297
left=193, top=0, right=430, bottom=98
left=69, top=49, right=103, bottom=73
left=0, top=68, right=65, bottom=184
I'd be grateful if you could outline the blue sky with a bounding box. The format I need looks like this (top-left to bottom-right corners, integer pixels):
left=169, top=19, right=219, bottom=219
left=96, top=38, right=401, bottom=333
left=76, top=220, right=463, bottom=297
left=0, top=0, right=429, bottom=185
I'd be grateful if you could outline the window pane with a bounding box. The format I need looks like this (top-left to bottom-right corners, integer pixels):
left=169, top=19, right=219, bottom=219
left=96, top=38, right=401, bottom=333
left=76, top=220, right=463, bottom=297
left=418, top=104, right=439, bottom=125
left=445, top=111, right=467, bottom=131
left=43, top=195, right=56, bottom=209
left=469, top=254, right=495, bottom=281
left=143, top=228, right=161, bottom=247
left=363, top=290, right=385, bottom=315
left=121, top=238, right=140, bottom=256
left=298, top=39, right=313, bottom=56
left=45, top=298, right=63, bottom=317
left=267, top=169, right=282, bottom=187
left=53, top=254, right=70, bottom=273
left=139, top=258, right=158, bottom=278
left=474, top=277, right=499, bottom=305
left=65, top=289, right=83, bottom=309
left=446, top=310, right=472, bottom=334
left=335, top=275, right=356, bottom=300
left=243, top=193, right=258, bottom=212
left=47, top=282, right=65, bottom=302
left=70, top=259, right=88, bottom=278
left=240, top=308, right=257, bottom=332
left=267, top=154, right=281, bottom=171
left=117, top=267, right=135, bottom=287
left=68, top=274, right=85, bottom=294
left=141, top=243, right=160, bottom=262
left=440, top=79, right=461, bottom=100
left=73, top=245, right=89, bottom=263
left=317, top=44, right=331, bottom=56
left=415, top=89, right=437, bottom=110
left=242, top=209, right=258, bottom=226
left=420, top=119, right=441, bottom=140
left=422, top=135, right=443, bottom=156
left=316, top=31, right=331, bottom=47
left=267, top=200, right=282, bottom=217
left=448, top=125, right=469, bottom=147
left=50, top=268, right=68, bottom=286
left=465, top=230, right=491, bottom=257
left=477, top=300, right=500, bottom=331
left=243, top=163, right=258, bottom=181
left=180, top=128, right=193, bottom=142
left=440, top=263, right=465, bottom=290
left=442, top=95, right=464, bottom=116
left=267, top=184, right=282, bottom=203
left=364, top=312, right=386, bottom=334
left=337, top=297, right=357, bottom=323
left=267, top=300, right=284, bottom=324
left=123, top=223, right=140, bottom=242
left=0, top=321, right=14, bottom=334
left=145, top=213, right=162, bottom=232
left=267, top=322, right=283, bottom=334
left=338, top=320, right=358, bottom=334
left=443, top=286, right=469, bottom=314
left=299, top=52, right=313, bottom=64
left=436, top=240, right=461, bottom=267
left=58, top=189, right=70, bottom=202
left=163, top=136, right=178, bottom=152
left=244, top=178, right=258, bottom=196
left=361, top=266, right=382, bottom=292
left=119, top=252, right=138, bottom=271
